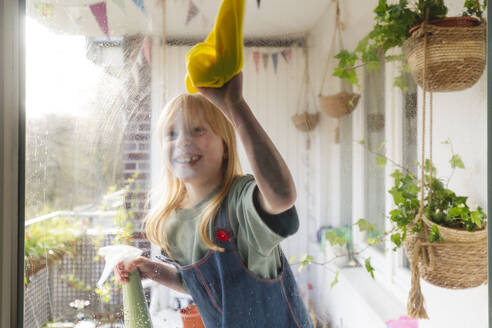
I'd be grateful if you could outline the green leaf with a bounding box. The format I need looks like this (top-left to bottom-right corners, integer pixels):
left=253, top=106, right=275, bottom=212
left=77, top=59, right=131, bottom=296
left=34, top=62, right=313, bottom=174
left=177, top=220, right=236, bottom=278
left=385, top=54, right=405, bottom=62
left=393, top=76, right=408, bottom=90
left=376, top=156, right=387, bottom=168
left=366, top=237, right=380, bottom=245
left=449, top=154, right=465, bottom=169
left=470, top=211, right=484, bottom=228
left=390, top=233, right=402, bottom=248
left=389, top=190, right=405, bottom=205
left=365, top=258, right=375, bottom=279
left=429, top=225, right=443, bottom=243
left=330, top=271, right=340, bottom=288
left=424, top=159, right=437, bottom=175
left=358, top=138, right=366, bottom=145
left=289, top=256, right=295, bottom=264
left=324, top=231, right=347, bottom=247
left=355, top=219, right=377, bottom=234
left=448, top=207, right=463, bottom=217
left=300, top=253, right=314, bottom=267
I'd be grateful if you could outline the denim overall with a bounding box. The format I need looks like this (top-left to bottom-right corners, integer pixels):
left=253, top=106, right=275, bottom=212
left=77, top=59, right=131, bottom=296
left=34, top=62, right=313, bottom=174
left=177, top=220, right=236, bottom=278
left=158, top=199, right=314, bottom=328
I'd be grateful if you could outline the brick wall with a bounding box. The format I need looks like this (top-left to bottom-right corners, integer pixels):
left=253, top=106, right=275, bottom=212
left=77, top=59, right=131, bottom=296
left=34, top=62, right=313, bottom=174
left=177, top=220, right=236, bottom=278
left=121, top=34, right=152, bottom=222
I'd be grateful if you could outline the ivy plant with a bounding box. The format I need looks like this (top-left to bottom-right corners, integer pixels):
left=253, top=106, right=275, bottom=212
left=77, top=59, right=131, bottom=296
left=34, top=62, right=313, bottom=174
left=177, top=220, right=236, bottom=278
left=333, top=0, right=486, bottom=88
left=291, top=138, right=487, bottom=288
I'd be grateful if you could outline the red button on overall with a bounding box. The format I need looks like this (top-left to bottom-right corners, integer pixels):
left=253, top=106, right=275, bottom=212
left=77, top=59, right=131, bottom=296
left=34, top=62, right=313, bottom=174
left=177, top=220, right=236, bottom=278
left=216, top=229, right=229, bottom=241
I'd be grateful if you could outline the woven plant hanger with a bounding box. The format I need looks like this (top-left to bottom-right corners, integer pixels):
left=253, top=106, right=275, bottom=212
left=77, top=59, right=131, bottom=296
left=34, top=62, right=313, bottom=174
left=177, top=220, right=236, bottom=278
left=318, top=0, right=360, bottom=144
left=403, top=0, right=486, bottom=92
left=291, top=46, right=320, bottom=150
left=406, top=12, right=487, bottom=320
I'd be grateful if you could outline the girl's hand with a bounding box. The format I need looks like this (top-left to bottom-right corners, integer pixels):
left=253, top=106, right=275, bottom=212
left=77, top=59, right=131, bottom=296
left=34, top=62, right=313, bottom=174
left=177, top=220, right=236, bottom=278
left=196, top=71, right=245, bottom=114
left=114, top=257, right=159, bottom=284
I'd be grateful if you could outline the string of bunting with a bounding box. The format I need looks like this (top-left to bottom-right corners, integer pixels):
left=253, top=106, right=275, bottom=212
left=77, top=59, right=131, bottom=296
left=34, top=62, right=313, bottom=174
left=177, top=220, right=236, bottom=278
left=33, top=0, right=147, bottom=38
left=252, top=49, right=292, bottom=74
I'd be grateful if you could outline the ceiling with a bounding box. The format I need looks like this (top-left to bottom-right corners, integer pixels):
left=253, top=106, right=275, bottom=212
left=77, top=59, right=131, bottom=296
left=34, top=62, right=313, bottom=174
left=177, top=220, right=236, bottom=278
left=26, top=0, right=332, bottom=40
left=165, top=0, right=332, bottom=39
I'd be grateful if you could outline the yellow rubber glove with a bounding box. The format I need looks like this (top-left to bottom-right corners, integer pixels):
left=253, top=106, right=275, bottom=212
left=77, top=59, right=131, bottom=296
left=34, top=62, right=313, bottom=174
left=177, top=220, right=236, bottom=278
left=185, top=0, right=245, bottom=94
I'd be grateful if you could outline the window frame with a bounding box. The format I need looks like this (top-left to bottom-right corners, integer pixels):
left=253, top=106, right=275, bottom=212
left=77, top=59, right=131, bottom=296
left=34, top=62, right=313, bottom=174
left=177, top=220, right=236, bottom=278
left=1, top=0, right=25, bottom=327
left=351, top=50, right=412, bottom=300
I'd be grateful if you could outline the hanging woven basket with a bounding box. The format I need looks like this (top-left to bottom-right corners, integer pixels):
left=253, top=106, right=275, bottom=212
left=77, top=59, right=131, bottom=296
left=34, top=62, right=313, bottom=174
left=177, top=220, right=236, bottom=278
left=291, top=112, right=320, bottom=132
left=404, top=216, right=487, bottom=289
left=318, top=91, right=360, bottom=118
left=403, top=17, right=486, bottom=92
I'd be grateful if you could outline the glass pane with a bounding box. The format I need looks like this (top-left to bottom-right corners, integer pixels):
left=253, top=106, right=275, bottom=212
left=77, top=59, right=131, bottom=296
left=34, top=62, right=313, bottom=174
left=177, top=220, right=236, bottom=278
left=363, top=66, right=386, bottom=252
left=401, top=73, right=418, bottom=269
left=22, top=1, right=488, bottom=327
left=24, top=1, right=159, bottom=325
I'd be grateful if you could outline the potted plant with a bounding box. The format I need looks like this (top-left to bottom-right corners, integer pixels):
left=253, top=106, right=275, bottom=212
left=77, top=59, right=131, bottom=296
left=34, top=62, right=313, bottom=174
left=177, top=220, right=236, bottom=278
left=359, top=139, right=487, bottom=318
left=333, top=0, right=487, bottom=92
left=318, top=0, right=361, bottom=143
left=295, top=140, right=488, bottom=319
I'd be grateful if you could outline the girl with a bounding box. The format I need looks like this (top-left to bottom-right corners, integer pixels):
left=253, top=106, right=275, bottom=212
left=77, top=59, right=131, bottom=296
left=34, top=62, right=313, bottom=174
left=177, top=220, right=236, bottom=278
left=115, top=72, right=314, bottom=328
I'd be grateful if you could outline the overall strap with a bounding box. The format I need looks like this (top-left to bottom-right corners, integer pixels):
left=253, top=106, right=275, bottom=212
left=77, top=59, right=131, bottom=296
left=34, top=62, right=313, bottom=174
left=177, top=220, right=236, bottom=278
left=215, top=196, right=230, bottom=230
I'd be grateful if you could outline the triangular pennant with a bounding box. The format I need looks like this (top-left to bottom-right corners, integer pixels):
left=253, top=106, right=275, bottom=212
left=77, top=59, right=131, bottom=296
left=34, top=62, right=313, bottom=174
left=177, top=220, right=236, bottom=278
left=272, top=53, right=279, bottom=74
left=143, top=36, right=151, bottom=65
left=262, top=53, right=269, bottom=70
left=257, top=0, right=261, bottom=8
left=186, top=1, right=199, bottom=25
left=34, top=2, right=54, bottom=18
left=132, top=0, right=146, bottom=15
left=112, top=0, right=125, bottom=11
left=281, top=49, right=292, bottom=63
left=89, top=2, right=109, bottom=38
left=253, top=51, right=260, bottom=73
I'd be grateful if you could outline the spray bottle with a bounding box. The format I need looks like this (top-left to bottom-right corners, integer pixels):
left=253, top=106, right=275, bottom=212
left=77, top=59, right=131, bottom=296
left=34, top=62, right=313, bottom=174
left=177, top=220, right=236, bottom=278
left=98, top=245, right=153, bottom=328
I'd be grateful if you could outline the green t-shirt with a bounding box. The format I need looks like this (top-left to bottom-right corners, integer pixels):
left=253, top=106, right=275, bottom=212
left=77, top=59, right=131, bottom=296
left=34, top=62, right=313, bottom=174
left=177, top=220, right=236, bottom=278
left=164, top=174, right=299, bottom=290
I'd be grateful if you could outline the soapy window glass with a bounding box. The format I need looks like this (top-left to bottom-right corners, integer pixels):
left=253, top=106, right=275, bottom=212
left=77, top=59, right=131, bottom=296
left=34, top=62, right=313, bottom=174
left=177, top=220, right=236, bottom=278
left=22, top=0, right=488, bottom=327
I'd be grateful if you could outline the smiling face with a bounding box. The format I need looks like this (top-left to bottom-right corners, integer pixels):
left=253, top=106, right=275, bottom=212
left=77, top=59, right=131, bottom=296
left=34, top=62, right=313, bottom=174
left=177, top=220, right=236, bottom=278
left=163, top=109, right=226, bottom=188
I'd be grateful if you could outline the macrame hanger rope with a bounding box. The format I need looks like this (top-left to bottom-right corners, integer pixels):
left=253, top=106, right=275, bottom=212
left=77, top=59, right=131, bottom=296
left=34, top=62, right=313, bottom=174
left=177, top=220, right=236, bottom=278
left=408, top=9, right=431, bottom=319
left=296, top=47, right=309, bottom=114
left=319, top=0, right=343, bottom=96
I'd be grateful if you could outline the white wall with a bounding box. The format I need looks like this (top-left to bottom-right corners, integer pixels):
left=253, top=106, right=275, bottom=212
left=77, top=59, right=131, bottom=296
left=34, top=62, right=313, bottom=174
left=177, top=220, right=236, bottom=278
left=307, top=0, right=488, bottom=327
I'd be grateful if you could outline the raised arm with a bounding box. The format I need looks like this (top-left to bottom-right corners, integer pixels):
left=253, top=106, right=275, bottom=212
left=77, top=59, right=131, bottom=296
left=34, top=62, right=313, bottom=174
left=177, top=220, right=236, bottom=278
left=197, top=72, right=296, bottom=215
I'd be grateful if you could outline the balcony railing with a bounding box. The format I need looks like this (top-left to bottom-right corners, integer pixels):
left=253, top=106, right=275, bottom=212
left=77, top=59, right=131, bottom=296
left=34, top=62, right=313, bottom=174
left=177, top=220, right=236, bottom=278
left=24, top=210, right=151, bottom=328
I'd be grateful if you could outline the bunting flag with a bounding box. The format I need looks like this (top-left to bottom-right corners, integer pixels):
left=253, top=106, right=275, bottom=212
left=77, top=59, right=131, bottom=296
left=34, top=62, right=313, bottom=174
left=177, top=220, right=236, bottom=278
left=186, top=0, right=199, bottom=25
left=89, top=2, right=109, bottom=38
left=111, top=0, right=125, bottom=11
left=272, top=52, right=279, bottom=74
left=132, top=0, right=146, bottom=15
left=281, top=49, right=292, bottom=63
left=34, top=2, right=54, bottom=18
left=257, top=0, right=261, bottom=8
left=262, top=53, right=269, bottom=70
left=143, top=36, right=151, bottom=65
left=253, top=51, right=260, bottom=73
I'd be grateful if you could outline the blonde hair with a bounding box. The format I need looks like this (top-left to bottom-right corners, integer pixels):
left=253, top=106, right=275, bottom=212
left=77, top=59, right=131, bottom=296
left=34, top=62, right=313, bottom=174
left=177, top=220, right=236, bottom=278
left=145, top=93, right=242, bottom=257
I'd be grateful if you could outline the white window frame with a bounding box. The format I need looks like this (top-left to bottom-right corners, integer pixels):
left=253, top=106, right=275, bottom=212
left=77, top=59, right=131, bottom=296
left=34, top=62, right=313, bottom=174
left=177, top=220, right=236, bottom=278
left=1, top=0, right=24, bottom=327
left=351, top=50, right=412, bottom=303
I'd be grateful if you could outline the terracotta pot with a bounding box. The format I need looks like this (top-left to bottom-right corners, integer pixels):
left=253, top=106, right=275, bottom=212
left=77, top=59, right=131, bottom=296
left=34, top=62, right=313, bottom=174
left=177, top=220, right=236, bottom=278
left=180, top=304, right=205, bottom=328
